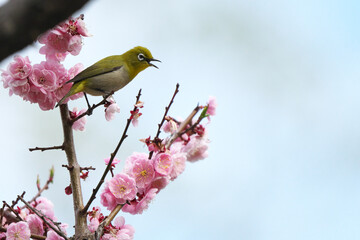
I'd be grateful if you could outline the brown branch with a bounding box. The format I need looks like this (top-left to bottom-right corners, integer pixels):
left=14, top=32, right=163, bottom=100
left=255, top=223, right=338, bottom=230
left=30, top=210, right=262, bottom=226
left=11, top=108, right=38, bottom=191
left=165, top=105, right=201, bottom=148
left=95, top=204, right=123, bottom=240
left=59, top=103, right=89, bottom=237
left=2, top=201, right=22, bottom=221
left=0, top=0, right=90, bottom=62
left=70, top=92, right=114, bottom=124
left=29, top=145, right=64, bottom=152
left=149, top=83, right=180, bottom=159
left=17, top=195, right=68, bottom=240
left=81, top=89, right=142, bottom=215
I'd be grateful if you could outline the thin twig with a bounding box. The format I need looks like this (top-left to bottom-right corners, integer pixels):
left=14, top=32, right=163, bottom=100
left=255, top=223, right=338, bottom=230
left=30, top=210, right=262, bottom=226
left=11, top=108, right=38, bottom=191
left=11, top=192, right=25, bottom=209
left=2, top=201, right=22, bottom=221
left=17, top=195, right=68, bottom=240
left=149, top=83, right=180, bottom=159
left=80, top=166, right=96, bottom=171
left=29, top=145, right=64, bottom=152
left=26, top=168, right=54, bottom=206
left=81, top=89, right=142, bottom=215
left=70, top=92, right=114, bottom=124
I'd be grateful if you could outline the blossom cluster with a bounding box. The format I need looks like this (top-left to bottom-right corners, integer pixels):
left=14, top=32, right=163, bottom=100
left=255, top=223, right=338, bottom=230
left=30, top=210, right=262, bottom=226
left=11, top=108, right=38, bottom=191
left=1, top=16, right=89, bottom=111
left=87, top=207, right=134, bottom=240
left=0, top=197, right=68, bottom=240
left=100, top=96, right=217, bottom=216
left=1, top=15, right=121, bottom=128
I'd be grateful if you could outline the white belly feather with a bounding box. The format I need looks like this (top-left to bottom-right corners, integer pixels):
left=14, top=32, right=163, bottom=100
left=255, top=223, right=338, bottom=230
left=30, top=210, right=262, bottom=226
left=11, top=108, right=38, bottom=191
left=84, top=67, right=131, bottom=96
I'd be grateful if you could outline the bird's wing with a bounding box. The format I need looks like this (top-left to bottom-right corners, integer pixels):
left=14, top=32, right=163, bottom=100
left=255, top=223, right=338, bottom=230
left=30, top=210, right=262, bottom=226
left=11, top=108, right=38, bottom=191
left=66, top=56, right=123, bottom=84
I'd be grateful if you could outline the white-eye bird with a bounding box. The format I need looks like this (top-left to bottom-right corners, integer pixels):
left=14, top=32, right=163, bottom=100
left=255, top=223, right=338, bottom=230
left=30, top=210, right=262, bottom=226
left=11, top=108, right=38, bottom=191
left=56, top=46, right=160, bottom=107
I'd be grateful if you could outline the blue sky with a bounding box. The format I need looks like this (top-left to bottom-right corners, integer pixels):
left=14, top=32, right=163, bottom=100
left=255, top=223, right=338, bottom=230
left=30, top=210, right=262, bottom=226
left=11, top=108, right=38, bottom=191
left=1, top=0, right=360, bottom=239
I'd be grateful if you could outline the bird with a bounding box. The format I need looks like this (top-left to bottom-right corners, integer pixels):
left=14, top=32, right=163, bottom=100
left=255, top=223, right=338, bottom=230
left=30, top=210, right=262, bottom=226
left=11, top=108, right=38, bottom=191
left=56, top=46, right=160, bottom=107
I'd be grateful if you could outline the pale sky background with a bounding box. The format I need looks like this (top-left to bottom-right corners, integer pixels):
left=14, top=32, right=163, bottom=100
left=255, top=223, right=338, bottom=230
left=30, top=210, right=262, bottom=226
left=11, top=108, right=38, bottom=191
left=1, top=0, right=360, bottom=239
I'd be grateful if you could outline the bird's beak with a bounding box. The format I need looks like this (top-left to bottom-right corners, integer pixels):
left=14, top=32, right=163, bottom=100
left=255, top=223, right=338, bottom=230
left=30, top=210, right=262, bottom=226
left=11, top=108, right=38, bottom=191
left=147, top=58, right=161, bottom=69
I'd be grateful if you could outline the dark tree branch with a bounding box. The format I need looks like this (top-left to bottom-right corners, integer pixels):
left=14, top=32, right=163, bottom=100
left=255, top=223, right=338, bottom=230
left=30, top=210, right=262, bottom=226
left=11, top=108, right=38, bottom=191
left=148, top=83, right=180, bottom=159
left=0, top=0, right=90, bottom=62
left=29, top=145, right=64, bottom=152
left=70, top=92, right=114, bottom=124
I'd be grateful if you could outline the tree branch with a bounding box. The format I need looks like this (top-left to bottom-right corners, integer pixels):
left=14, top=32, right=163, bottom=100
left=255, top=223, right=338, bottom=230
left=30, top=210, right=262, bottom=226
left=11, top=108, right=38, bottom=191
left=0, top=0, right=90, bottom=62
left=29, top=145, right=64, bottom=152
left=149, top=83, right=180, bottom=159
left=59, top=103, right=90, bottom=237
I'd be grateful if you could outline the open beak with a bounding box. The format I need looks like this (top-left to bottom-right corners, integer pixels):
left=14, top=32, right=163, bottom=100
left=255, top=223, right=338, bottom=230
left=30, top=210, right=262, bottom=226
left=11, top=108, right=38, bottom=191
left=147, top=58, right=161, bottom=69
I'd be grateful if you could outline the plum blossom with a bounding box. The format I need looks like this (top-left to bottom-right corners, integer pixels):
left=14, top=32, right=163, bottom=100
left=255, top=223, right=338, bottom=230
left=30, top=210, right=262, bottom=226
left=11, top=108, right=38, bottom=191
left=130, top=109, right=142, bottom=127
left=5, top=222, right=31, bottom=240
left=130, top=157, right=155, bottom=189
left=102, top=216, right=134, bottom=240
left=70, top=107, right=87, bottom=131
left=183, top=135, right=209, bottom=162
left=108, top=173, right=137, bottom=204
left=169, top=143, right=187, bottom=180
left=100, top=182, right=117, bottom=211
left=7, top=56, right=32, bottom=80
left=122, top=188, right=158, bottom=215
left=31, top=197, right=55, bottom=220
left=26, top=214, right=44, bottom=236
left=87, top=206, right=104, bottom=233
left=207, top=96, right=217, bottom=116
left=105, top=97, right=120, bottom=121
left=162, top=119, right=178, bottom=133
left=153, top=152, right=173, bottom=176
left=46, top=230, right=65, bottom=240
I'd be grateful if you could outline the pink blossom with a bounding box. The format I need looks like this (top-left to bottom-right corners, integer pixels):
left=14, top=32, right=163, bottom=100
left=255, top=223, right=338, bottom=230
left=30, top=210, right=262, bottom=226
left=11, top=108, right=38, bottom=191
left=102, top=216, right=134, bottom=240
left=29, top=63, right=57, bottom=94
left=130, top=157, right=155, bottom=189
left=100, top=183, right=118, bottom=211
left=169, top=143, right=187, bottom=180
left=64, top=16, right=91, bottom=37
left=108, top=173, right=137, bottom=204
left=123, top=152, right=149, bottom=174
left=122, top=188, right=158, bottom=215
left=162, top=119, right=178, bottom=133
left=150, top=176, right=170, bottom=192
left=130, top=109, right=142, bottom=127
left=70, top=107, right=87, bottom=131
left=105, top=97, right=120, bottom=121
left=5, top=222, right=31, bottom=240
left=32, top=197, right=55, bottom=220
left=0, top=232, right=6, bottom=239
left=26, top=214, right=44, bottom=236
left=104, top=157, right=121, bottom=168
left=46, top=230, right=65, bottom=240
left=7, top=56, right=32, bottom=80
left=67, top=35, right=82, bottom=56
left=153, top=152, right=173, bottom=176
left=183, top=135, right=209, bottom=162
left=207, top=96, right=217, bottom=116
left=88, top=218, right=99, bottom=232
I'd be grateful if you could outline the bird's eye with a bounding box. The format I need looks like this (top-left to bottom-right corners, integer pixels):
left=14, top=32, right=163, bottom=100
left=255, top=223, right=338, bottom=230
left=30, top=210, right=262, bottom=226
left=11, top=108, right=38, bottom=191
left=138, top=53, right=145, bottom=61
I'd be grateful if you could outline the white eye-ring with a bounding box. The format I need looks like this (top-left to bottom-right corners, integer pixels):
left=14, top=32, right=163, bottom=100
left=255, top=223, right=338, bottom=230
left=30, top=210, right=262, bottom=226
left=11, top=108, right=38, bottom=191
left=138, top=53, right=145, bottom=61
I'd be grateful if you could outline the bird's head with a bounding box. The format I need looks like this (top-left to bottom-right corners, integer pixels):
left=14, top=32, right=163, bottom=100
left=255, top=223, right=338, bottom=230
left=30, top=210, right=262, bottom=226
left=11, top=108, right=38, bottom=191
left=124, top=46, right=161, bottom=77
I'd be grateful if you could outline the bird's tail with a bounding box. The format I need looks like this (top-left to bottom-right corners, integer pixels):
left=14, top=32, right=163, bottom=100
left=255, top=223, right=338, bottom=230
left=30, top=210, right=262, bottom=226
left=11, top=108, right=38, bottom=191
left=55, top=82, right=85, bottom=107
